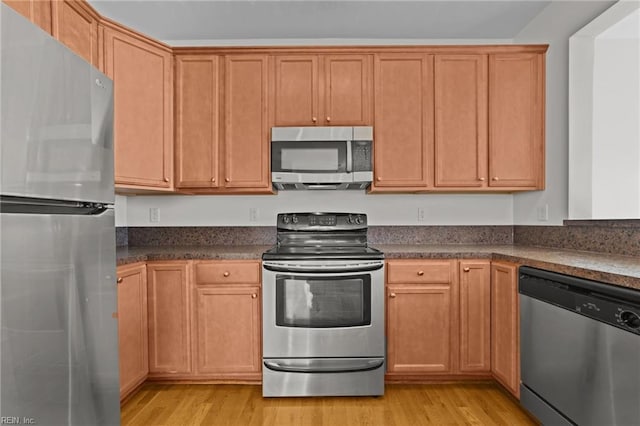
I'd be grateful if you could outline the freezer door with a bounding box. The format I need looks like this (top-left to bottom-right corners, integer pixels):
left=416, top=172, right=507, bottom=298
left=1, top=209, right=119, bottom=425
left=1, top=4, right=114, bottom=204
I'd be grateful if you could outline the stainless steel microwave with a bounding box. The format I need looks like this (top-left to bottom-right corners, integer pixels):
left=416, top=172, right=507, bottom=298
left=271, top=126, right=373, bottom=190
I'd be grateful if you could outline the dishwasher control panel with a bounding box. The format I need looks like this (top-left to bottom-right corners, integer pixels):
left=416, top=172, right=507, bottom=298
left=519, top=266, right=640, bottom=336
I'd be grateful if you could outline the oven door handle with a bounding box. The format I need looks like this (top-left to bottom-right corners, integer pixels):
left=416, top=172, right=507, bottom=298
left=263, top=358, right=384, bottom=374
left=262, top=261, right=384, bottom=273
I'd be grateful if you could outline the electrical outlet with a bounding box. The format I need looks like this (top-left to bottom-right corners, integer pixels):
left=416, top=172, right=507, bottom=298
left=249, top=207, right=259, bottom=222
left=418, top=207, right=426, bottom=222
left=149, top=207, right=160, bottom=223
left=537, top=204, right=549, bottom=222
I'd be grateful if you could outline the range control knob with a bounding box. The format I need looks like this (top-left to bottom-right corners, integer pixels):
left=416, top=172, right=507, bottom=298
left=620, top=311, right=640, bottom=329
left=354, top=215, right=363, bottom=225
left=292, top=214, right=298, bottom=224
left=282, top=215, right=290, bottom=224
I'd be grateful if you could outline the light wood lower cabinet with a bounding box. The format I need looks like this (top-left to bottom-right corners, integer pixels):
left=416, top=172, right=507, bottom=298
left=386, top=260, right=458, bottom=375
left=459, top=260, right=491, bottom=373
left=491, top=261, right=520, bottom=398
left=116, top=263, right=148, bottom=400
left=147, top=261, right=191, bottom=376
left=193, top=260, right=262, bottom=380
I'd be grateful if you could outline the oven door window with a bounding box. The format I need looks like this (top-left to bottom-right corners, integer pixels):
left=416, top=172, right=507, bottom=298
left=275, top=274, right=371, bottom=328
left=271, top=141, right=347, bottom=173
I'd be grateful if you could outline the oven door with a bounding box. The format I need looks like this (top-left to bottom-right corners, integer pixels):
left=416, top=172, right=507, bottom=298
left=262, top=260, right=385, bottom=358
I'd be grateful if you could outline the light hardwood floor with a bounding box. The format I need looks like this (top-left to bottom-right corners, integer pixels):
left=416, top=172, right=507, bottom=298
left=121, top=383, right=537, bottom=425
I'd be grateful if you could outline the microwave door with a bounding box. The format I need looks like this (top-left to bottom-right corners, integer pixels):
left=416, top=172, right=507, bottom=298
left=271, top=141, right=348, bottom=174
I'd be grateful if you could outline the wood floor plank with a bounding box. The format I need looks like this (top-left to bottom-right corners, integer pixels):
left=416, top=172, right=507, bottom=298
left=121, top=383, right=537, bottom=425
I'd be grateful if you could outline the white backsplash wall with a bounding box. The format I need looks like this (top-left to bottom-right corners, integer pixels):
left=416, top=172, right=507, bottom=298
left=115, top=195, right=127, bottom=227
left=124, top=192, right=513, bottom=227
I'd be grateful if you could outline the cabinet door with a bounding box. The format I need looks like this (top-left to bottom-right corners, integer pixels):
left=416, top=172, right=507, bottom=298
left=117, top=263, right=148, bottom=399
left=489, top=53, right=544, bottom=188
left=434, top=55, right=488, bottom=188
left=491, top=261, right=520, bottom=398
left=103, top=25, right=173, bottom=190
left=147, top=262, right=191, bottom=375
left=195, top=286, right=261, bottom=376
left=323, top=55, right=372, bottom=126
left=51, top=0, right=98, bottom=66
left=387, top=284, right=454, bottom=374
left=4, top=0, right=52, bottom=34
left=175, top=55, right=220, bottom=189
left=459, top=260, right=491, bottom=373
left=224, top=55, right=270, bottom=190
left=372, top=54, right=434, bottom=190
left=272, top=55, right=319, bottom=126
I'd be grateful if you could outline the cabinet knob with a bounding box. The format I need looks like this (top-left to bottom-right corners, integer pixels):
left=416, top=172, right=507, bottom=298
left=116, top=277, right=123, bottom=284
left=163, top=177, right=169, bottom=183
left=223, top=271, right=230, bottom=277
left=478, top=177, right=485, bottom=182
left=225, top=178, right=230, bottom=182
left=312, top=117, right=317, bottom=123
left=211, top=178, right=216, bottom=183
left=326, top=116, right=331, bottom=122
left=492, top=177, right=499, bottom=181
left=463, top=267, right=470, bottom=272
left=376, top=177, right=382, bottom=182
left=417, top=270, right=424, bottom=276
left=251, top=293, right=257, bottom=299
left=389, top=293, right=396, bottom=298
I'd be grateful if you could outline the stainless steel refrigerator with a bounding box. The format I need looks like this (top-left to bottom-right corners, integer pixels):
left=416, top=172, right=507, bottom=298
left=1, top=4, right=119, bottom=425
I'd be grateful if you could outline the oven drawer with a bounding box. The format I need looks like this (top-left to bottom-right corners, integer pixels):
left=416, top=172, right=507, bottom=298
left=195, top=261, right=261, bottom=285
left=386, top=260, right=454, bottom=284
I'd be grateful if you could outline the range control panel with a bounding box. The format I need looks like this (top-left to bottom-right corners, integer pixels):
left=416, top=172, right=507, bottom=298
left=277, top=212, right=367, bottom=231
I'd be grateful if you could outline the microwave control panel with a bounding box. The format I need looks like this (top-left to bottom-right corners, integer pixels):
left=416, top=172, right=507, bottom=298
left=352, top=141, right=372, bottom=172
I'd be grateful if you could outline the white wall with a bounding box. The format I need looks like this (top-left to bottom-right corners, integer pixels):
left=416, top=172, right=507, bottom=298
left=114, top=195, right=127, bottom=227
left=125, top=192, right=513, bottom=227
left=513, top=0, right=615, bottom=225
left=569, top=2, right=640, bottom=219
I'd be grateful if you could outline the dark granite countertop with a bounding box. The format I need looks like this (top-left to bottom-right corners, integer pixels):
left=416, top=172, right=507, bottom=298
left=117, top=244, right=640, bottom=290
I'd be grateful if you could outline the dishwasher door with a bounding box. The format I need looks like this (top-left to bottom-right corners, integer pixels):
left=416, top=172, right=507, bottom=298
left=520, top=269, right=640, bottom=426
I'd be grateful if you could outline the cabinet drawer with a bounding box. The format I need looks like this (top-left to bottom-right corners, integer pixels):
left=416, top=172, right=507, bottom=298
left=195, top=261, right=261, bottom=285
left=387, top=260, right=453, bottom=284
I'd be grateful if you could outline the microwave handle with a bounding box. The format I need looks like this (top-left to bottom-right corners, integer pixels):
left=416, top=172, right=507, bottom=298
left=346, top=141, right=353, bottom=173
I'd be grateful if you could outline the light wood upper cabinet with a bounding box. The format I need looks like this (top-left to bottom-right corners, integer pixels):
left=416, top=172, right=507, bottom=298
left=147, top=262, right=192, bottom=376
left=459, top=260, right=491, bottom=373
left=491, top=261, right=520, bottom=398
left=489, top=53, right=544, bottom=189
left=51, top=0, right=98, bottom=66
left=102, top=24, right=173, bottom=191
left=117, top=263, right=148, bottom=400
left=4, top=0, right=52, bottom=34
left=272, top=54, right=372, bottom=126
left=372, top=54, right=434, bottom=191
left=175, top=55, right=220, bottom=189
left=386, top=260, right=457, bottom=375
left=224, top=55, right=270, bottom=190
left=194, top=286, right=261, bottom=377
left=434, top=55, right=488, bottom=188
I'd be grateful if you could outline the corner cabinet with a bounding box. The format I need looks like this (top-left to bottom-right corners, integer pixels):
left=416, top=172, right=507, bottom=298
left=223, top=55, right=271, bottom=191
left=271, top=54, right=372, bottom=126
left=371, top=54, right=434, bottom=191
left=491, top=261, right=520, bottom=398
left=116, top=263, right=148, bottom=400
left=101, top=23, right=174, bottom=192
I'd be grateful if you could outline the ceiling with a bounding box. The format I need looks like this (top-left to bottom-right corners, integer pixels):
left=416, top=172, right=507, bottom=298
left=88, top=0, right=553, bottom=44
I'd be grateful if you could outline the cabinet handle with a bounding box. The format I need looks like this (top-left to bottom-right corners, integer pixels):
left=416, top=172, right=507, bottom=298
left=463, top=267, right=470, bottom=272
left=312, top=117, right=317, bottom=123
left=492, top=177, right=499, bottom=181
left=326, top=116, right=331, bottom=122
left=417, top=270, right=424, bottom=276
left=116, top=277, right=123, bottom=284
left=223, top=271, right=230, bottom=277
left=225, top=178, right=230, bottom=182
left=389, top=293, right=396, bottom=298
left=251, top=293, right=257, bottom=299
left=163, top=177, right=169, bottom=183
left=478, top=177, right=485, bottom=182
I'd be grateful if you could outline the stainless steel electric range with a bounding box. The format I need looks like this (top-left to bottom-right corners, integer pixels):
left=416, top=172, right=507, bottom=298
left=261, top=212, right=385, bottom=397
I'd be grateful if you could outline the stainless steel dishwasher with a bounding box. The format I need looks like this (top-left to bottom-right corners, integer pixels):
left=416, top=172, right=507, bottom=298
left=519, top=266, right=640, bottom=426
